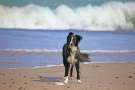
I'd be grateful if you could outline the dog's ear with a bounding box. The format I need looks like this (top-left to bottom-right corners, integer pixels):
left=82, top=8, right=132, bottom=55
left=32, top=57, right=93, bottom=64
left=75, top=34, right=82, bottom=46
left=76, top=34, right=82, bottom=42
left=68, top=32, right=74, bottom=36
left=67, top=32, right=74, bottom=43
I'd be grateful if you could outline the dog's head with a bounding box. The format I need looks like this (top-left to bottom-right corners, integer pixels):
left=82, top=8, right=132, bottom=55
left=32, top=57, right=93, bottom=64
left=67, top=32, right=74, bottom=46
left=67, top=32, right=82, bottom=46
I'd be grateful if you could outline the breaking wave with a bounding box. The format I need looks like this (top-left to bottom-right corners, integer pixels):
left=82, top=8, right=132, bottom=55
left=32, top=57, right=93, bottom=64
left=0, top=1, right=135, bottom=31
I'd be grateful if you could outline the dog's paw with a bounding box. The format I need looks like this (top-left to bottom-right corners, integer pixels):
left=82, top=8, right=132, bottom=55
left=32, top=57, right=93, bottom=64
left=64, top=77, right=69, bottom=84
left=77, top=80, right=82, bottom=83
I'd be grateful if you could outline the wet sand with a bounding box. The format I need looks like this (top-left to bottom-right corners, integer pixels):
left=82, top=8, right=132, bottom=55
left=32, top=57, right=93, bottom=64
left=0, top=63, right=135, bottom=90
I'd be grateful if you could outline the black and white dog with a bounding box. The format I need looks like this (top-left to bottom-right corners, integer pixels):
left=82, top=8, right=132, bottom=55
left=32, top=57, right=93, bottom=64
left=62, top=32, right=82, bottom=83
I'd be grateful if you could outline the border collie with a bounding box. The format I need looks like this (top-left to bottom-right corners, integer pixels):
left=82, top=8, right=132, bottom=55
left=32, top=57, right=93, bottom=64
left=62, top=32, right=82, bottom=83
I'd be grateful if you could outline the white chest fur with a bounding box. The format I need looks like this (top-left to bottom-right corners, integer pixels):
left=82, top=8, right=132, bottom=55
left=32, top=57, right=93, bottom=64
left=67, top=46, right=78, bottom=65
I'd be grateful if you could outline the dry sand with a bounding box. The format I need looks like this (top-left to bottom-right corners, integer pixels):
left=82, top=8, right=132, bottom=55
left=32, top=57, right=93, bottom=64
left=0, top=63, right=135, bottom=90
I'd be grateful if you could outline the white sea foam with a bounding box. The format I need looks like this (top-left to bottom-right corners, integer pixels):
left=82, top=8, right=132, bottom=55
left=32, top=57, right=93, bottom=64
left=1, top=48, right=135, bottom=54
left=0, top=1, right=135, bottom=31
left=2, top=48, right=61, bottom=53
left=32, top=64, right=63, bottom=69
left=8, top=68, right=17, bottom=69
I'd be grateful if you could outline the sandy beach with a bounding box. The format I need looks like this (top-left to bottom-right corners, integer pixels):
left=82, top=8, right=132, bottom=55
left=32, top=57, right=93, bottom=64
left=0, top=63, right=135, bottom=90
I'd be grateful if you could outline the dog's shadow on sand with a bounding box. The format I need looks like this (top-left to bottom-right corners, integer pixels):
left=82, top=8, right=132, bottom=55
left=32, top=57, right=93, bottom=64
left=33, top=75, right=63, bottom=83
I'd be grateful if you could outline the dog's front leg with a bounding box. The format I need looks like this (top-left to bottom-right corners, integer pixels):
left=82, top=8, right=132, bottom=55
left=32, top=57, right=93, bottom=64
left=64, top=63, right=70, bottom=83
left=70, top=65, right=74, bottom=78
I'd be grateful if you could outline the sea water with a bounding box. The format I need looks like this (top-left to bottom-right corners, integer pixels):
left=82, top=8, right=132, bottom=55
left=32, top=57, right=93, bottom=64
left=0, top=0, right=135, bottom=68
left=0, top=29, right=135, bottom=68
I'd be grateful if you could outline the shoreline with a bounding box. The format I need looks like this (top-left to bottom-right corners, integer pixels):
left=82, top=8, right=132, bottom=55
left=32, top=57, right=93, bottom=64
left=0, top=62, right=135, bottom=70
left=0, top=63, right=135, bottom=90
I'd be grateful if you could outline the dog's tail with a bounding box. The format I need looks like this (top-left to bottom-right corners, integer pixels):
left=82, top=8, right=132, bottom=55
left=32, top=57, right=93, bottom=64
left=79, top=52, right=91, bottom=62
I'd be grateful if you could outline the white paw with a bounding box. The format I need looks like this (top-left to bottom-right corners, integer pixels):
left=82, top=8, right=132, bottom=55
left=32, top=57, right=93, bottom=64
left=64, top=77, right=69, bottom=84
left=77, top=80, right=82, bottom=83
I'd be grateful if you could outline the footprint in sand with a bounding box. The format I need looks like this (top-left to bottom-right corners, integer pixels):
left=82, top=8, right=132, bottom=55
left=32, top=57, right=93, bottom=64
left=114, top=76, right=119, bottom=79
left=128, top=75, right=133, bottom=79
left=24, top=82, right=28, bottom=85
left=9, top=85, right=12, bottom=88
left=12, top=81, right=15, bottom=84
left=0, top=73, right=5, bottom=76
left=23, top=75, right=27, bottom=78
left=66, top=86, right=70, bottom=88
left=18, top=86, right=23, bottom=89
left=2, top=82, right=6, bottom=85
left=10, top=78, right=14, bottom=80
left=43, top=87, right=47, bottom=89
